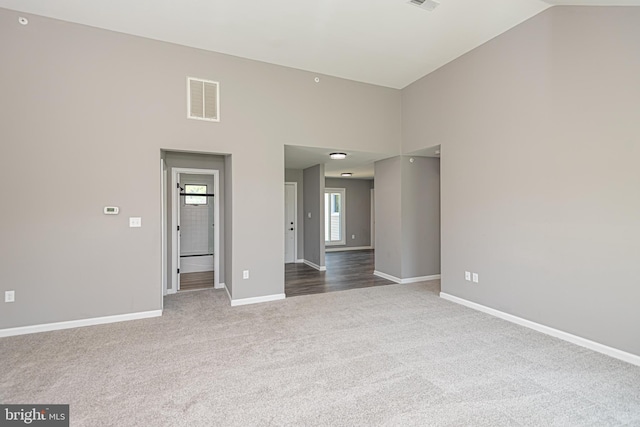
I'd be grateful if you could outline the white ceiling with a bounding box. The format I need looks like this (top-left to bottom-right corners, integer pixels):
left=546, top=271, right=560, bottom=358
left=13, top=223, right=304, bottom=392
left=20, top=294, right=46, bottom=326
left=0, top=0, right=544, bottom=89
left=285, top=146, right=394, bottom=179
left=285, top=144, right=443, bottom=179
left=1, top=1, right=637, bottom=88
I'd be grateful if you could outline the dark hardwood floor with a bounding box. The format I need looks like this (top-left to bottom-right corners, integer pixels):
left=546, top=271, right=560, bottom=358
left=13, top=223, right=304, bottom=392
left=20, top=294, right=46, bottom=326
left=180, top=271, right=214, bottom=291
left=285, top=250, right=393, bottom=297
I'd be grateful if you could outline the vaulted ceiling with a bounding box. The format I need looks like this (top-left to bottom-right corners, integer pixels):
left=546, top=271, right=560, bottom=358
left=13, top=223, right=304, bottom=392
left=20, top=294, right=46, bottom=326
left=2, top=0, right=637, bottom=89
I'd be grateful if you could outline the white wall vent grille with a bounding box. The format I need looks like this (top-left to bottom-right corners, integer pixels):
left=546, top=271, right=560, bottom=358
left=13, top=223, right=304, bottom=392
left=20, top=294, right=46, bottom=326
left=408, top=0, right=440, bottom=11
left=187, top=77, right=219, bottom=122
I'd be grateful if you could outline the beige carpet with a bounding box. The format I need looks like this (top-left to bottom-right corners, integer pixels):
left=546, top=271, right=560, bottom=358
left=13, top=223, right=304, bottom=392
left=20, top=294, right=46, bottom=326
left=1, top=281, right=639, bottom=426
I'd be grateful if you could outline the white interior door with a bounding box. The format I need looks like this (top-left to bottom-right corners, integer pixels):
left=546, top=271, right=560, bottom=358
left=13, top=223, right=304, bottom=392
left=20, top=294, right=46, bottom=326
left=284, top=183, right=296, bottom=263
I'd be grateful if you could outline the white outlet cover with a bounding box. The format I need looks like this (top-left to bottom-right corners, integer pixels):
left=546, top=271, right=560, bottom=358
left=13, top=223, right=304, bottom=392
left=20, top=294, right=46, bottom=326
left=243, top=270, right=249, bottom=279
left=465, top=271, right=471, bottom=281
left=472, top=273, right=479, bottom=283
left=5, top=290, right=15, bottom=303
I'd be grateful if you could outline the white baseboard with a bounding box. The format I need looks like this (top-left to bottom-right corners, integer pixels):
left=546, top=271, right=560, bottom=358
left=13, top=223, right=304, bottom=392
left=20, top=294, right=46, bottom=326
left=295, top=259, right=304, bottom=264
left=0, top=310, right=163, bottom=338
left=231, top=293, right=286, bottom=307
left=304, top=260, right=326, bottom=271
left=214, top=282, right=225, bottom=290
left=439, top=292, right=640, bottom=367
left=373, top=270, right=441, bottom=284
left=402, top=274, right=441, bottom=284
left=325, top=246, right=373, bottom=253
left=374, top=270, right=402, bottom=283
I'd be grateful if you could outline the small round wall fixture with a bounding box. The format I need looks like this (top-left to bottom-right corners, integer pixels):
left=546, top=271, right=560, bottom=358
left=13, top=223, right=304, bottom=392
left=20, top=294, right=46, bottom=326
left=341, top=173, right=353, bottom=177
left=18, top=16, right=28, bottom=25
left=330, top=152, right=347, bottom=160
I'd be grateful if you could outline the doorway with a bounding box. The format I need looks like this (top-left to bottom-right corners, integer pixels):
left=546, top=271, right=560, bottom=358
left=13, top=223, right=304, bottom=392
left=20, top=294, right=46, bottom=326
left=284, top=182, right=297, bottom=264
left=171, top=168, right=220, bottom=293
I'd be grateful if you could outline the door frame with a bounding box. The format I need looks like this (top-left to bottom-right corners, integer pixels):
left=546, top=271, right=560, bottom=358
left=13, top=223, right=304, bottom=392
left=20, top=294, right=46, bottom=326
left=284, top=182, right=298, bottom=264
left=370, top=188, right=375, bottom=249
left=170, top=167, right=220, bottom=293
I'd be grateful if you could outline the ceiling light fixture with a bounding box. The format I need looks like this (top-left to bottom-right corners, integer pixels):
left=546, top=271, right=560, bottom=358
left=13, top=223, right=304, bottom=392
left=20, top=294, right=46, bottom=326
left=329, top=152, right=347, bottom=160
left=341, top=173, right=353, bottom=177
left=18, top=17, right=28, bottom=25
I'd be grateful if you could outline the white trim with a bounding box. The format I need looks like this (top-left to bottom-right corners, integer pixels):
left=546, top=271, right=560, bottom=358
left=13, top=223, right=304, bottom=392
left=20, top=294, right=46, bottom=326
left=374, top=270, right=402, bottom=283
left=0, top=310, right=162, bottom=338
left=439, top=292, right=640, bottom=367
left=224, top=283, right=232, bottom=302
left=402, top=274, right=441, bottom=284
left=161, top=158, right=167, bottom=300
left=373, top=270, right=440, bottom=284
left=171, top=168, right=220, bottom=294
left=325, top=246, right=373, bottom=253
left=304, top=260, right=326, bottom=271
left=231, top=294, right=286, bottom=307
left=215, top=282, right=225, bottom=290
left=370, top=188, right=375, bottom=249
left=295, top=259, right=304, bottom=264
left=284, top=182, right=298, bottom=264
left=324, top=187, right=346, bottom=246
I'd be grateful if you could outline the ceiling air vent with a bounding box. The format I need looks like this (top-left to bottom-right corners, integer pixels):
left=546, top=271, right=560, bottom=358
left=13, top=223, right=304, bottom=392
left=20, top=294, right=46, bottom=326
left=408, top=0, right=440, bottom=11
left=187, top=77, right=219, bottom=122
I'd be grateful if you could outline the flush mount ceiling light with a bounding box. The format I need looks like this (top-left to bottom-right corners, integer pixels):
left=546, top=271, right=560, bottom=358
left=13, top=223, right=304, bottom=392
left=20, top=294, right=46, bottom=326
left=341, top=173, right=353, bottom=177
left=329, top=152, right=347, bottom=160
left=18, top=17, right=28, bottom=25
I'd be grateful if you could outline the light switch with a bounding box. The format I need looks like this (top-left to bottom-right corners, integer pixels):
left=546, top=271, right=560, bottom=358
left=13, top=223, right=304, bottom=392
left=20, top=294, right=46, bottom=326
left=472, top=273, right=479, bottom=283
left=129, top=217, right=142, bottom=228
left=243, top=270, right=249, bottom=279
left=465, top=271, right=471, bottom=281
left=307, top=212, right=312, bottom=219
left=5, top=290, right=15, bottom=303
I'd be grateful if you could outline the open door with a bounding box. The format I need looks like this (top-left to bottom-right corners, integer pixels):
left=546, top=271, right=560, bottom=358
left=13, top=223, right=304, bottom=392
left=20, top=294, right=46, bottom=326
left=171, top=168, right=220, bottom=293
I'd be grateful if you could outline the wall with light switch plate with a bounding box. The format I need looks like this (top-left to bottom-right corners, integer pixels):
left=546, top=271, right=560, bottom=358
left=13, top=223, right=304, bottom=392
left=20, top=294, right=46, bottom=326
left=0, top=8, right=400, bottom=328
left=402, top=7, right=640, bottom=356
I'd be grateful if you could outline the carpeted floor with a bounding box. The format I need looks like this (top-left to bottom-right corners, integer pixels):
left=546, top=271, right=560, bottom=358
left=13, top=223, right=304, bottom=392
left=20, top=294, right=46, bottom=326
left=1, top=281, right=639, bottom=426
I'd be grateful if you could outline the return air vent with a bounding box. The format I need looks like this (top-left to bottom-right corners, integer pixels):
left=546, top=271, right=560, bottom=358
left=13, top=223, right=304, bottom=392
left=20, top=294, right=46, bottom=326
left=187, top=77, right=219, bottom=122
left=408, top=0, right=440, bottom=11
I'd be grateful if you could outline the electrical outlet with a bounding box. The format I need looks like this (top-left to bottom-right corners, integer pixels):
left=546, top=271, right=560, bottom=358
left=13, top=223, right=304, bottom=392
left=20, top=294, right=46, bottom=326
left=351, top=234, right=356, bottom=240
left=472, top=273, right=479, bottom=283
left=5, top=290, right=15, bottom=303
left=243, top=270, right=249, bottom=279
left=465, top=271, right=471, bottom=281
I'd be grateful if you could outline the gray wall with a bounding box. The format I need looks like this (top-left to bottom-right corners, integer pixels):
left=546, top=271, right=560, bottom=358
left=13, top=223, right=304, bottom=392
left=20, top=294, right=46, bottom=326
left=374, top=156, right=440, bottom=279
left=401, top=157, right=440, bottom=278
left=303, top=165, right=325, bottom=268
left=285, top=168, right=304, bottom=260
left=374, top=157, right=403, bottom=278
left=402, top=7, right=640, bottom=355
left=0, top=8, right=400, bottom=328
left=325, top=178, right=373, bottom=249
left=164, top=151, right=226, bottom=291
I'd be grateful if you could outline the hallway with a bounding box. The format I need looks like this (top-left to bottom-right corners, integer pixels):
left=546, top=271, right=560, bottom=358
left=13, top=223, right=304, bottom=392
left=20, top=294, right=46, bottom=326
left=285, top=250, right=394, bottom=297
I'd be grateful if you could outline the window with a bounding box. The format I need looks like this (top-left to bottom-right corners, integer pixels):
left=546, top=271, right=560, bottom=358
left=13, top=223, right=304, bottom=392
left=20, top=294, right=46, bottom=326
left=184, top=184, right=207, bottom=205
left=325, top=188, right=346, bottom=245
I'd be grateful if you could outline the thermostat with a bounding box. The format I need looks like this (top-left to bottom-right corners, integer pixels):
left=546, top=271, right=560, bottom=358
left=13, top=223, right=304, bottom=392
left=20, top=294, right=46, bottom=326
left=104, top=206, right=119, bottom=215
